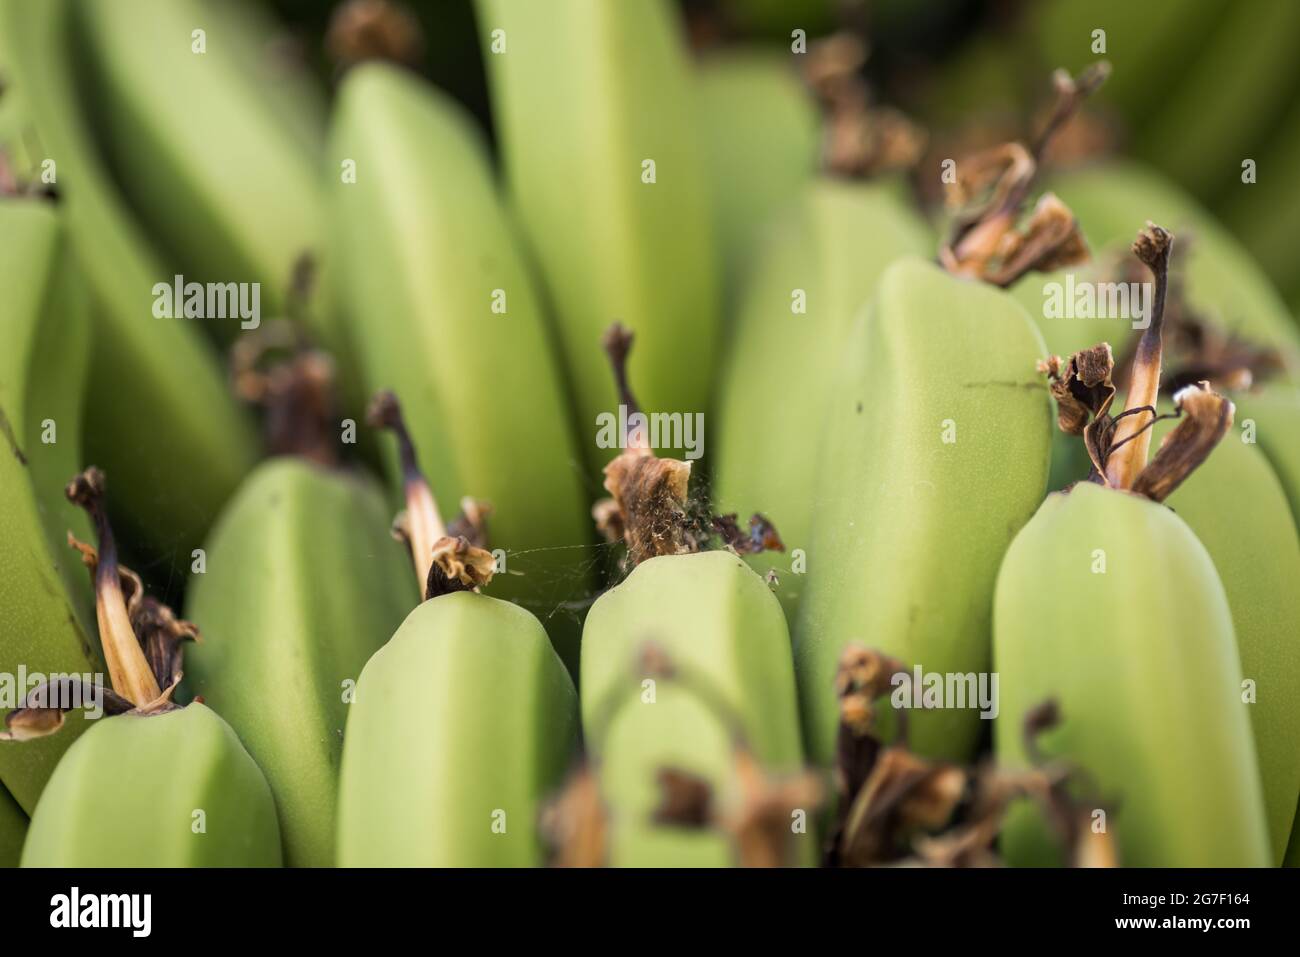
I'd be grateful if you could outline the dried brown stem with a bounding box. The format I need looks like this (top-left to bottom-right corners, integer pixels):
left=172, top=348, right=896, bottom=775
left=1105, top=223, right=1172, bottom=489
left=65, top=469, right=162, bottom=705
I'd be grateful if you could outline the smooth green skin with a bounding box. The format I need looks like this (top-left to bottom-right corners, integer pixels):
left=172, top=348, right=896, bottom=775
left=21, top=703, right=281, bottom=867
left=1222, top=94, right=1300, bottom=301
left=0, top=0, right=257, bottom=551
left=1237, top=385, right=1300, bottom=537
left=1287, top=802, right=1300, bottom=867
left=72, top=0, right=325, bottom=324
left=581, top=551, right=809, bottom=866
left=337, top=593, right=577, bottom=866
left=994, top=483, right=1270, bottom=866
left=696, top=49, right=819, bottom=298
left=1133, top=0, right=1300, bottom=205
left=0, top=783, right=25, bottom=867
left=328, top=65, right=592, bottom=670
left=714, top=181, right=932, bottom=620
left=1154, top=418, right=1300, bottom=863
left=795, top=259, right=1052, bottom=765
left=477, top=0, right=720, bottom=472
left=0, top=202, right=101, bottom=812
left=184, top=459, right=416, bottom=867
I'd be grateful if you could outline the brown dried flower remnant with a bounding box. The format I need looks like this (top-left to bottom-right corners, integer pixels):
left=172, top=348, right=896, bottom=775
left=803, top=33, right=926, bottom=177
left=940, top=63, right=1109, bottom=286
left=325, top=0, right=424, bottom=69
left=1047, top=224, right=1236, bottom=500
left=541, top=762, right=609, bottom=868
left=425, top=535, right=497, bottom=599
left=711, top=512, right=784, bottom=555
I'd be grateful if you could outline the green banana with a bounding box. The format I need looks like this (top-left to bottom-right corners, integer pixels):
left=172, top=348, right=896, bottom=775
left=996, top=225, right=1270, bottom=866
left=0, top=0, right=258, bottom=551
left=794, top=257, right=1052, bottom=765
left=71, top=0, right=327, bottom=329
left=476, top=0, right=720, bottom=470
left=184, top=458, right=417, bottom=867
left=0, top=198, right=102, bottom=812
left=581, top=551, right=811, bottom=866
left=327, top=63, right=592, bottom=669
left=1152, top=415, right=1300, bottom=862
left=22, top=703, right=281, bottom=867
left=994, top=482, right=1269, bottom=866
left=12, top=470, right=281, bottom=867
left=1287, top=803, right=1300, bottom=867
left=713, top=181, right=931, bottom=618
left=335, top=394, right=578, bottom=866
left=696, top=48, right=820, bottom=296
left=1236, top=384, right=1300, bottom=536
left=574, top=325, right=811, bottom=866
left=0, top=783, right=24, bottom=867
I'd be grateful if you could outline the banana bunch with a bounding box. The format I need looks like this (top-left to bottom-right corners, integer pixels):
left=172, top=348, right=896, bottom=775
left=12, top=470, right=281, bottom=867
left=995, top=225, right=1270, bottom=867
left=69, top=0, right=328, bottom=335
left=476, top=0, right=720, bottom=470
left=184, top=459, right=417, bottom=867
left=793, top=258, right=1052, bottom=765
left=713, top=182, right=932, bottom=619
left=696, top=48, right=821, bottom=296
left=575, top=326, right=811, bottom=866
left=0, top=0, right=257, bottom=551
left=336, top=394, right=577, bottom=867
left=0, top=785, right=23, bottom=868
left=327, top=64, right=592, bottom=669
left=1147, top=414, right=1300, bottom=862
left=0, top=198, right=102, bottom=812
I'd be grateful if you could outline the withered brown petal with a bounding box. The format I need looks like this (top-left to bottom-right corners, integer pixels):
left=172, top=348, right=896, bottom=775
left=1131, top=383, right=1234, bottom=503
left=540, top=762, right=609, bottom=868
left=425, top=535, right=496, bottom=599
left=601, top=450, right=696, bottom=565
left=651, top=767, right=714, bottom=828
left=0, top=677, right=133, bottom=741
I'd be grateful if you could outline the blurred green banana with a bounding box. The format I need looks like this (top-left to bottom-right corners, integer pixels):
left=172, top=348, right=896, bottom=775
left=1153, top=414, right=1300, bottom=862
left=476, top=0, right=720, bottom=470
left=1236, top=384, right=1300, bottom=535
left=14, top=469, right=282, bottom=867
left=582, top=551, right=811, bottom=866
left=327, top=63, right=593, bottom=668
left=696, top=48, right=820, bottom=295
left=1222, top=94, right=1300, bottom=313
left=0, top=0, right=258, bottom=552
left=1132, top=0, right=1300, bottom=204
left=0, top=783, right=24, bottom=867
left=794, top=258, right=1052, bottom=765
left=0, top=198, right=101, bottom=812
left=713, top=181, right=931, bottom=618
left=185, top=459, right=416, bottom=867
left=71, top=0, right=327, bottom=332
left=335, top=394, right=578, bottom=866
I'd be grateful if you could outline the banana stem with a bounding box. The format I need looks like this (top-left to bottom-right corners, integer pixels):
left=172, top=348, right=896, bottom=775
left=65, top=469, right=162, bottom=706
left=601, top=323, right=649, bottom=453
left=367, top=390, right=445, bottom=589
left=1106, top=224, right=1172, bottom=489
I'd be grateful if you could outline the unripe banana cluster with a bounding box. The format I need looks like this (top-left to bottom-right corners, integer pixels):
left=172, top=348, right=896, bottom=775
left=1, top=0, right=1298, bottom=870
